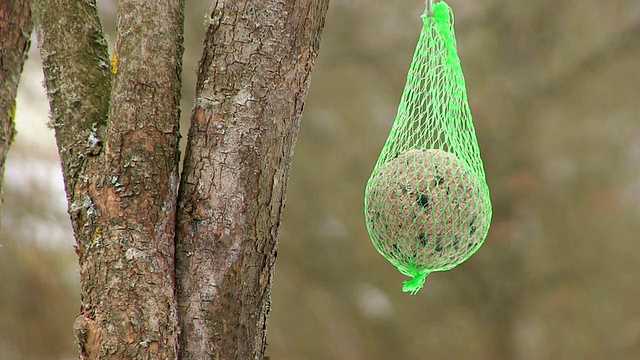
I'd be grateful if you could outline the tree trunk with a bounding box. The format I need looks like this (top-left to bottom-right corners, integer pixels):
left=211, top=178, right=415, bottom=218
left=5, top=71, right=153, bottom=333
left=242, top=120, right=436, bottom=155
left=175, top=1, right=330, bottom=359
left=31, top=0, right=184, bottom=358
left=0, top=0, right=32, bottom=224
left=30, top=0, right=329, bottom=358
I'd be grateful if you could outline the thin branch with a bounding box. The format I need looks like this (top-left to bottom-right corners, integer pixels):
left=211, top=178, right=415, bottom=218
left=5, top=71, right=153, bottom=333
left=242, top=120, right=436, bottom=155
left=517, top=17, right=640, bottom=110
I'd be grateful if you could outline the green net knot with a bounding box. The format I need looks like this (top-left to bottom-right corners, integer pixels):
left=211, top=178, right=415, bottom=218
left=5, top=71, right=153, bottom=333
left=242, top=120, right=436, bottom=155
left=399, top=265, right=431, bottom=295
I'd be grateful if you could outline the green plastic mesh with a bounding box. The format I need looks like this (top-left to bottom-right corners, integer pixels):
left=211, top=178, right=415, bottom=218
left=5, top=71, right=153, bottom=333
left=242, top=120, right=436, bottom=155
left=364, top=1, right=492, bottom=295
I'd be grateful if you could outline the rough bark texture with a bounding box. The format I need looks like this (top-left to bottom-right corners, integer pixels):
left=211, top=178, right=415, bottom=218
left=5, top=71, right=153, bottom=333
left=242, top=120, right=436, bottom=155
left=175, top=0, right=330, bottom=359
left=0, top=0, right=32, bottom=224
left=31, top=0, right=184, bottom=358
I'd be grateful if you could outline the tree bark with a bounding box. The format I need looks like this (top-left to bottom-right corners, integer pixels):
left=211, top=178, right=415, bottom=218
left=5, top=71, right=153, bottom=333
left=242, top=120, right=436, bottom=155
left=31, top=0, right=184, bottom=358
left=175, top=1, right=330, bottom=359
left=30, top=0, right=329, bottom=357
left=0, top=0, right=32, bottom=224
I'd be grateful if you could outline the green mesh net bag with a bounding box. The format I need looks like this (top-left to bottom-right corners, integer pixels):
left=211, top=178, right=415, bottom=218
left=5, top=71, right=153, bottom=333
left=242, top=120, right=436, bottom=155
left=364, top=1, right=492, bottom=295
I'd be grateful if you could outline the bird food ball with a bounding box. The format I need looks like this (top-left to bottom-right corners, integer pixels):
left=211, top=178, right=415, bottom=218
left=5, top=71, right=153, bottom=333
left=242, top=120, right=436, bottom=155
left=365, top=149, right=490, bottom=271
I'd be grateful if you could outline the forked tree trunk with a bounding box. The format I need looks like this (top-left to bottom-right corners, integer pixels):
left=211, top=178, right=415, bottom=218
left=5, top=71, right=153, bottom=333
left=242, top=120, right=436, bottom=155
left=0, top=0, right=32, bottom=223
left=29, top=0, right=329, bottom=358
left=175, top=1, right=330, bottom=358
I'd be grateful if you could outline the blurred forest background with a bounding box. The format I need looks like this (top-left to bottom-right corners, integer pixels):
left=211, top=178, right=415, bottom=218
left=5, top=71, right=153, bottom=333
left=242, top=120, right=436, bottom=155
left=2, top=0, right=640, bottom=359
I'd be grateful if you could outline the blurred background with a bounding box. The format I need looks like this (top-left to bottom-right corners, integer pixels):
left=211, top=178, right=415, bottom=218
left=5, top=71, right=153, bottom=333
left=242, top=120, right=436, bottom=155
left=2, top=0, right=639, bottom=359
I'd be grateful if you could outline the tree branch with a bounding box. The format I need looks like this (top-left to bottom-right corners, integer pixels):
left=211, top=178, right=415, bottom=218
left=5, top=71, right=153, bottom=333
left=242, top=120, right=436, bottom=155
left=0, top=0, right=32, bottom=224
left=32, top=0, right=185, bottom=357
left=175, top=0, right=330, bottom=358
left=516, top=16, right=640, bottom=111
left=31, top=0, right=110, bottom=354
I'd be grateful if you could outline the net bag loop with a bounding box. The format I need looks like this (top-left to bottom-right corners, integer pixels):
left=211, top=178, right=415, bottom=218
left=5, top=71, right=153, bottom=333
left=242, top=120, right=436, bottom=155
left=364, top=1, right=492, bottom=295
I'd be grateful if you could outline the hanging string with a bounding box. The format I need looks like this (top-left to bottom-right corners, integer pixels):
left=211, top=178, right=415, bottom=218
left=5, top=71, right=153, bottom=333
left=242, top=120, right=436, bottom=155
left=425, top=0, right=436, bottom=17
